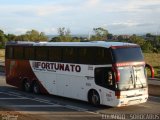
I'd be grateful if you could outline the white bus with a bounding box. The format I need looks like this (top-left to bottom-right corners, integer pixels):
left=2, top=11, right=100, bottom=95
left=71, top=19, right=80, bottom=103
left=5, top=41, right=148, bottom=107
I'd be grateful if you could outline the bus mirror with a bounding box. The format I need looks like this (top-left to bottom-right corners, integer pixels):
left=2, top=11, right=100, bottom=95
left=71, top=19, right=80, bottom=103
left=145, top=64, right=154, bottom=78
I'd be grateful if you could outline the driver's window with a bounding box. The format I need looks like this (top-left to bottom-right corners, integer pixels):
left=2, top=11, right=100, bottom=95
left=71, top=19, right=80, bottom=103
left=107, top=71, right=113, bottom=86
left=95, top=67, right=115, bottom=90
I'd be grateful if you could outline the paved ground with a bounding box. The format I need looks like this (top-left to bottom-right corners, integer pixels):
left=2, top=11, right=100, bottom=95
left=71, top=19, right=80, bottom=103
left=0, top=74, right=160, bottom=120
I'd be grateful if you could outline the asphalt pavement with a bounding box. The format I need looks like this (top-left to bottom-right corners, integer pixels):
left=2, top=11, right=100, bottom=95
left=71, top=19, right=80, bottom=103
left=0, top=74, right=160, bottom=120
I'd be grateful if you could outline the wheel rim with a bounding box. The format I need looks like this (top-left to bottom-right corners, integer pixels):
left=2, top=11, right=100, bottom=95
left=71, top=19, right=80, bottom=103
left=33, top=83, right=39, bottom=93
left=24, top=82, right=30, bottom=92
left=91, top=91, right=99, bottom=105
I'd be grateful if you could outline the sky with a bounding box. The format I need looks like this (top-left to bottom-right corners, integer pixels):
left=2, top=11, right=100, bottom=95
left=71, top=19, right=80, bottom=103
left=0, top=0, right=160, bottom=35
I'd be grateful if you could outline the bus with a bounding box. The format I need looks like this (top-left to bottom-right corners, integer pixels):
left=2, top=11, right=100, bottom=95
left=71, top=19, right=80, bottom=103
left=5, top=41, right=148, bottom=107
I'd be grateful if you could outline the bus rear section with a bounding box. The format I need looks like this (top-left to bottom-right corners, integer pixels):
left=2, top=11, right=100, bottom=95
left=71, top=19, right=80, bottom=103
left=96, top=46, right=148, bottom=107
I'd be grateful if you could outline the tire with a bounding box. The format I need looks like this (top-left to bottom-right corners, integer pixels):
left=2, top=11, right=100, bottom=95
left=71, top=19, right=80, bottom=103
left=32, top=82, right=40, bottom=94
left=23, top=80, right=31, bottom=92
left=88, top=90, right=100, bottom=106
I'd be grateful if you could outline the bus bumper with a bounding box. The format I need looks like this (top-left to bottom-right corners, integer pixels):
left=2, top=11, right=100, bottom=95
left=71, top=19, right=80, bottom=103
left=115, top=94, right=148, bottom=107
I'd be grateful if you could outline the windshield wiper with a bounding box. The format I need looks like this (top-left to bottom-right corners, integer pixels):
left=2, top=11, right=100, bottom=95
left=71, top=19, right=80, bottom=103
left=135, top=75, right=144, bottom=88
left=126, top=74, right=134, bottom=90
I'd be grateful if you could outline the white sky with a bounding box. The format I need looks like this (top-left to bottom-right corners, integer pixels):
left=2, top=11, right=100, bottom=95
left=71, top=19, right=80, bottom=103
left=0, top=0, right=160, bottom=35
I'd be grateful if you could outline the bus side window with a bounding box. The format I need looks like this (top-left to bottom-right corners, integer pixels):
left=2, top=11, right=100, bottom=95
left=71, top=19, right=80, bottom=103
left=78, top=47, right=94, bottom=64
left=95, top=48, right=104, bottom=64
left=95, top=68, right=104, bottom=86
left=105, top=49, right=112, bottom=64
left=35, top=47, right=48, bottom=61
left=14, top=46, right=24, bottom=59
left=6, top=46, right=13, bottom=59
left=95, top=48, right=111, bottom=64
left=95, top=67, right=115, bottom=90
left=48, top=47, right=62, bottom=62
left=63, top=47, right=77, bottom=63
left=24, top=47, right=35, bottom=60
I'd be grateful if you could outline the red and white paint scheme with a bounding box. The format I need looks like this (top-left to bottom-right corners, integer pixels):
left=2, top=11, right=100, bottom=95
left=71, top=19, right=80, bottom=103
left=5, top=41, right=148, bottom=107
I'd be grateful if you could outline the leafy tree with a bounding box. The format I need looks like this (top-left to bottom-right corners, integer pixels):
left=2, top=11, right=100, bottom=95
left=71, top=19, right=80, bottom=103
left=14, top=30, right=48, bottom=42
left=129, top=34, right=145, bottom=46
left=14, top=35, right=29, bottom=41
left=7, top=34, right=17, bottom=41
left=25, top=30, right=48, bottom=42
left=146, top=33, right=154, bottom=37
left=50, top=36, right=60, bottom=42
left=155, top=36, right=160, bottom=46
left=154, top=36, right=160, bottom=52
left=107, top=33, right=113, bottom=40
left=0, top=29, right=8, bottom=48
left=117, top=35, right=124, bottom=41
left=58, top=27, right=72, bottom=42
left=90, top=27, right=108, bottom=41
left=141, top=41, right=153, bottom=53
left=51, top=27, right=74, bottom=42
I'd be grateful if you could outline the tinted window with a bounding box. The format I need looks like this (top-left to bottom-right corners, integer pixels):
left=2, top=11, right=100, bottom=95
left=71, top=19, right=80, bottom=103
left=24, top=47, right=35, bottom=60
left=95, top=48, right=112, bottom=64
left=78, top=47, right=94, bottom=64
left=14, top=46, right=24, bottom=59
left=63, top=47, right=77, bottom=63
left=48, top=47, right=62, bottom=62
left=35, top=47, right=48, bottom=61
left=112, top=47, right=144, bottom=62
left=6, top=46, right=13, bottom=59
left=95, top=67, right=115, bottom=90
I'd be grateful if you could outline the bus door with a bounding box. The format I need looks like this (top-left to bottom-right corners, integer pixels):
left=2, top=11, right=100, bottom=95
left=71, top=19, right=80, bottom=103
left=95, top=67, right=115, bottom=103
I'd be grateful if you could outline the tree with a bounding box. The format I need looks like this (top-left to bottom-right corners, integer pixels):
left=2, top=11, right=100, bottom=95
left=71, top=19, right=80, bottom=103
left=51, top=37, right=60, bottom=42
left=51, top=27, right=73, bottom=42
left=7, top=34, right=17, bottom=41
left=141, top=41, right=153, bottom=53
left=129, top=34, right=145, bottom=46
left=0, top=29, right=8, bottom=48
left=13, top=30, right=48, bottom=42
left=117, top=35, right=124, bottom=41
left=25, top=30, right=48, bottom=42
left=107, top=33, right=113, bottom=40
left=146, top=33, right=154, bottom=37
left=58, top=27, right=72, bottom=42
left=154, top=36, right=160, bottom=52
left=90, top=27, right=109, bottom=41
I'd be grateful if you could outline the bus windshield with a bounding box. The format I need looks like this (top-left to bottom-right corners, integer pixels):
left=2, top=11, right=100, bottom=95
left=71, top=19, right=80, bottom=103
left=111, top=46, right=147, bottom=90
left=112, top=47, right=144, bottom=62
left=117, top=66, right=147, bottom=90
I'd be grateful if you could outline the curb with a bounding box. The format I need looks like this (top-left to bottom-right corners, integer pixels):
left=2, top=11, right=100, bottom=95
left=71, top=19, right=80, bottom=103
left=148, top=78, right=160, bottom=85
left=148, top=78, right=160, bottom=96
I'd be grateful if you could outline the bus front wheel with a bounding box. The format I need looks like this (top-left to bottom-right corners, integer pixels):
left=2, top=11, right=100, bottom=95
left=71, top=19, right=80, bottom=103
left=88, top=90, right=100, bottom=106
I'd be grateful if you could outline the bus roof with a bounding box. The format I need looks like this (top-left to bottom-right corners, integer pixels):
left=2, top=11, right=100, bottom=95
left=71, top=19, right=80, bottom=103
left=6, top=41, right=137, bottom=48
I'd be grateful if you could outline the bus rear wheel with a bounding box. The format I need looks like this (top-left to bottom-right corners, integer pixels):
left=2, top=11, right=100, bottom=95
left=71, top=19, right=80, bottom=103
left=33, top=82, right=40, bottom=94
left=23, top=80, right=31, bottom=92
left=88, top=90, right=100, bottom=106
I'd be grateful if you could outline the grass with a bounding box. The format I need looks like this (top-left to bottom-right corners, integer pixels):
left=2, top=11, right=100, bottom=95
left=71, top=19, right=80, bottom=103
left=0, top=49, right=5, bottom=61
left=144, top=53, right=160, bottom=78
left=0, top=49, right=159, bottom=78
